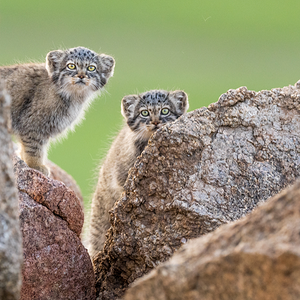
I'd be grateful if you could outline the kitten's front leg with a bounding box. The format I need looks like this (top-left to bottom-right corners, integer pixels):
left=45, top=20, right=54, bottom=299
left=20, top=138, right=50, bottom=176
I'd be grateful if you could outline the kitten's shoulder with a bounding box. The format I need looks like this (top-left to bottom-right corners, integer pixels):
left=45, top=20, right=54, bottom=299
left=0, top=62, right=48, bottom=80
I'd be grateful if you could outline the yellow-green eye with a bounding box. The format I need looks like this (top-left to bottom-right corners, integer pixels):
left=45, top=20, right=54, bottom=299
left=87, top=65, right=96, bottom=72
left=67, top=63, right=76, bottom=70
left=161, top=108, right=169, bottom=115
left=141, top=110, right=149, bottom=117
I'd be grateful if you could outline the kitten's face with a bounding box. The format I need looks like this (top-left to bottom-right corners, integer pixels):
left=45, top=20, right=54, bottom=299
left=121, top=90, right=189, bottom=140
left=46, top=46, right=115, bottom=100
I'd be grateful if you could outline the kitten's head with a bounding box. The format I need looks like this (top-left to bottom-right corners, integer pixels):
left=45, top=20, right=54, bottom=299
left=121, top=89, right=189, bottom=140
left=46, top=46, right=115, bottom=100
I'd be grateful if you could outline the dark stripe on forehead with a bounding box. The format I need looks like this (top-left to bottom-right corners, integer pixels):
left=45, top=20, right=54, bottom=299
left=140, top=90, right=169, bottom=104
left=68, top=47, right=96, bottom=60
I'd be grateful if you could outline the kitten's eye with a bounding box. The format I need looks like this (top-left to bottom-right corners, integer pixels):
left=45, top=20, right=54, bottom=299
left=67, top=63, right=76, bottom=70
left=87, top=65, right=96, bottom=72
left=161, top=108, right=169, bottom=115
left=141, top=110, right=149, bottom=117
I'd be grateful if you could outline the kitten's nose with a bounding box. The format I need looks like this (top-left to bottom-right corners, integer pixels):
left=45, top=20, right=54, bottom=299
left=152, top=121, right=159, bottom=125
left=78, top=75, right=85, bottom=79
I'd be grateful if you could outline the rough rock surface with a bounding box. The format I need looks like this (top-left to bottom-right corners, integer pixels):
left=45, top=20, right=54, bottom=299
left=12, top=146, right=84, bottom=207
left=47, top=159, right=84, bottom=208
left=14, top=157, right=96, bottom=300
left=124, top=179, right=300, bottom=300
left=0, top=83, right=22, bottom=299
left=93, top=81, right=300, bottom=299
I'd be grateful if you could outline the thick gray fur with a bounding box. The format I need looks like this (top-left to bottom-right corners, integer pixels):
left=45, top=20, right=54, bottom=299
left=0, top=46, right=115, bottom=175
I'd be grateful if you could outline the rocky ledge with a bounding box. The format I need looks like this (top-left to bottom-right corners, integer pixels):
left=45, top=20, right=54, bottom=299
left=14, top=156, right=96, bottom=300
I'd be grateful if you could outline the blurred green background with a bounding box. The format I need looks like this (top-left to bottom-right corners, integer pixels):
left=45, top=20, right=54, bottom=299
left=1, top=0, right=300, bottom=232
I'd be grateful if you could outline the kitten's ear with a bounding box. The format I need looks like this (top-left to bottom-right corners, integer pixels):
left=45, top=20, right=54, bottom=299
left=169, top=90, right=189, bottom=114
left=99, top=54, right=115, bottom=79
left=121, top=95, right=139, bottom=119
left=46, top=50, right=65, bottom=75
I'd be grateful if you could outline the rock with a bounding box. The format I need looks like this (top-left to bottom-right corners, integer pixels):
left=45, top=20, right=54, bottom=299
left=124, top=179, right=300, bottom=300
left=0, top=83, right=22, bottom=300
left=12, top=146, right=84, bottom=209
left=15, top=156, right=83, bottom=237
left=47, top=159, right=83, bottom=208
left=14, top=157, right=96, bottom=300
left=93, top=81, right=300, bottom=299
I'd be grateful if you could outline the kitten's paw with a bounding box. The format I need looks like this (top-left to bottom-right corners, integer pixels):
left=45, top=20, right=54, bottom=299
left=32, top=165, right=50, bottom=177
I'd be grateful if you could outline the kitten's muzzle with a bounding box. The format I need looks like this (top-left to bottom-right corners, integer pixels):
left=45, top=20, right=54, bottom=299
left=75, top=74, right=87, bottom=85
left=148, top=122, right=161, bottom=131
left=76, top=79, right=86, bottom=85
left=151, top=121, right=161, bottom=128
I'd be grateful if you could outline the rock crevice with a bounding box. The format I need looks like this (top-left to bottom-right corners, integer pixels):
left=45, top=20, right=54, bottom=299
left=124, top=179, right=300, bottom=300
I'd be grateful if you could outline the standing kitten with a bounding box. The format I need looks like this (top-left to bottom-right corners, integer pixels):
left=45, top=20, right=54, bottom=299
left=0, top=46, right=115, bottom=176
left=89, top=89, right=189, bottom=257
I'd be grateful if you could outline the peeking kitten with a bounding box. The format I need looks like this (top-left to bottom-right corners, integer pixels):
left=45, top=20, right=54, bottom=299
left=89, top=89, right=189, bottom=257
left=0, top=46, right=115, bottom=176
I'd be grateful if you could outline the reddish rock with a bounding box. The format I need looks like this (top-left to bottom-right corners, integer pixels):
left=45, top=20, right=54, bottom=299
left=14, top=157, right=95, bottom=300
left=124, top=179, right=300, bottom=300
left=47, top=159, right=83, bottom=208
left=15, top=156, right=83, bottom=237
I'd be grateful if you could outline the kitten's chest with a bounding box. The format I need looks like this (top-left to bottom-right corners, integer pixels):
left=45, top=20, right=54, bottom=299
left=62, top=103, right=84, bottom=128
left=52, top=99, right=85, bottom=135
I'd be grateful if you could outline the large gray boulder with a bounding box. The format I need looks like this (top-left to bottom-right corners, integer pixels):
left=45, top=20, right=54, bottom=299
left=124, top=179, right=300, bottom=300
left=93, top=81, right=300, bottom=299
left=0, top=83, right=23, bottom=299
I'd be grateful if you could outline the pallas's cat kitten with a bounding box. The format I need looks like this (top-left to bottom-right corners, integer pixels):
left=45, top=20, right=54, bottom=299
left=0, top=46, right=115, bottom=176
left=89, top=89, right=189, bottom=257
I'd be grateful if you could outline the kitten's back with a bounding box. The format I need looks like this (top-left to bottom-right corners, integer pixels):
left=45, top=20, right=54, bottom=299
left=89, top=125, right=144, bottom=255
left=0, top=63, right=50, bottom=107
